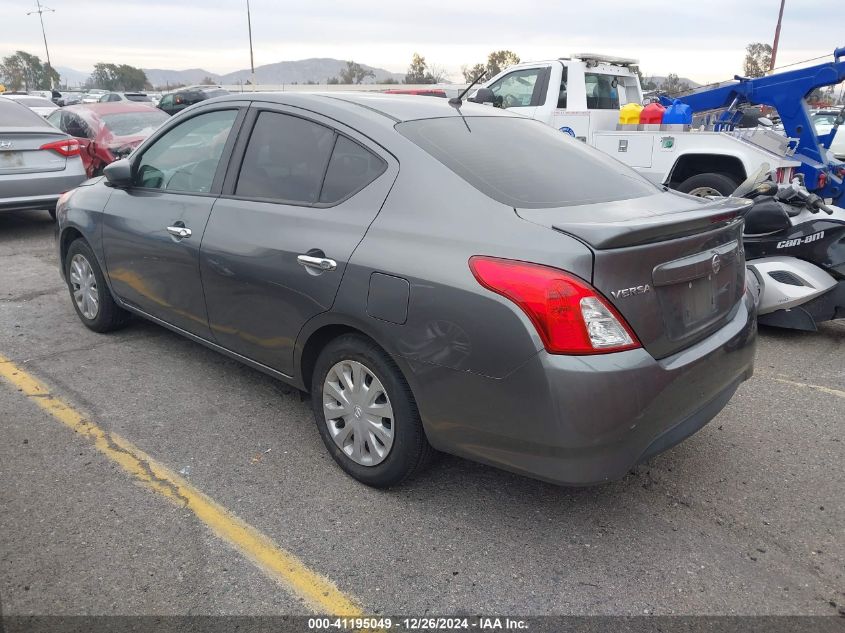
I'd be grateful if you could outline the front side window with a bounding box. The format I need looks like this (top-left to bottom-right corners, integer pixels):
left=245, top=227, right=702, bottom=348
left=159, top=95, right=173, bottom=108
left=488, top=68, right=541, bottom=109
left=585, top=73, right=620, bottom=110
left=46, top=110, right=63, bottom=129
left=235, top=111, right=335, bottom=204
left=133, top=109, right=237, bottom=193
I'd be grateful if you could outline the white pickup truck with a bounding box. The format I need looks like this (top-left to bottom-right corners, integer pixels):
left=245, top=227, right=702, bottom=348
left=472, top=54, right=800, bottom=196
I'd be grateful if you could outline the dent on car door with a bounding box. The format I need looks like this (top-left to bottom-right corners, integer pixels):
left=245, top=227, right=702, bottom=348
left=200, top=109, right=396, bottom=375
left=101, top=107, right=244, bottom=338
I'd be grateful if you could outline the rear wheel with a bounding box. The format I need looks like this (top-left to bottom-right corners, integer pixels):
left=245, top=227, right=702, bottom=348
left=311, top=334, right=433, bottom=487
left=676, top=172, right=739, bottom=197
left=64, top=239, right=130, bottom=333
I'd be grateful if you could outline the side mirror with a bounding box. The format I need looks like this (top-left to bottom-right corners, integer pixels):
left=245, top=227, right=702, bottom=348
left=103, top=159, right=132, bottom=187
left=469, top=87, right=495, bottom=104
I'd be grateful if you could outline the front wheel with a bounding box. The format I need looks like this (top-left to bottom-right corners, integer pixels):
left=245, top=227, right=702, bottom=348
left=311, top=334, right=434, bottom=487
left=64, top=239, right=130, bottom=333
left=676, top=172, right=739, bottom=198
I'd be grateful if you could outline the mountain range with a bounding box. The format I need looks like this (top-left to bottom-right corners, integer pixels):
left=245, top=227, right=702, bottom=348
left=58, top=58, right=404, bottom=88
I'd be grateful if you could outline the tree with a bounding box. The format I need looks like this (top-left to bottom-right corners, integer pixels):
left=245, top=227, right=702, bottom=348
left=461, top=63, right=486, bottom=83
left=382, top=77, right=399, bottom=84
left=743, top=42, right=772, bottom=78
left=89, top=63, right=147, bottom=91
left=338, top=61, right=374, bottom=85
left=0, top=50, right=59, bottom=91
left=659, top=73, right=690, bottom=94
left=426, top=64, right=449, bottom=83
left=200, top=75, right=216, bottom=85
left=405, top=53, right=434, bottom=84
left=485, top=50, right=520, bottom=77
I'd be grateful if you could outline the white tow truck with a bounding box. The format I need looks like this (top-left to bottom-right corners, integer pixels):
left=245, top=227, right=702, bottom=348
left=471, top=54, right=800, bottom=196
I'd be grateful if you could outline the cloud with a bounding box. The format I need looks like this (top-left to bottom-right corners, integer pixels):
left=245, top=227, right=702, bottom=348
left=0, top=0, right=838, bottom=82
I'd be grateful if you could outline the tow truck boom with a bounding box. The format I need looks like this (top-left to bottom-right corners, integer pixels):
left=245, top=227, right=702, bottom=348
left=661, top=47, right=845, bottom=200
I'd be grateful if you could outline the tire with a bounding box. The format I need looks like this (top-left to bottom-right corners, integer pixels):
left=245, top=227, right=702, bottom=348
left=676, top=172, right=739, bottom=197
left=64, top=239, right=130, bottom=333
left=311, top=333, right=434, bottom=487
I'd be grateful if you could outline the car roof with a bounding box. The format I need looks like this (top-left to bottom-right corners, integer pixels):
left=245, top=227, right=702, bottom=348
left=209, top=91, right=520, bottom=125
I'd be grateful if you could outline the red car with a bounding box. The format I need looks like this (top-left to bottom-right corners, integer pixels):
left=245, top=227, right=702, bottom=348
left=47, top=102, right=169, bottom=177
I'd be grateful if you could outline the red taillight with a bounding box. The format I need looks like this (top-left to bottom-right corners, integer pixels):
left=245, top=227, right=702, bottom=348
left=40, top=138, right=80, bottom=157
left=469, top=256, right=641, bottom=355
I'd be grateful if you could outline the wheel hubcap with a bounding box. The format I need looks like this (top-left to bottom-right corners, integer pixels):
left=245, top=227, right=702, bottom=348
left=69, top=253, right=99, bottom=320
left=322, top=360, right=394, bottom=466
left=687, top=186, right=722, bottom=198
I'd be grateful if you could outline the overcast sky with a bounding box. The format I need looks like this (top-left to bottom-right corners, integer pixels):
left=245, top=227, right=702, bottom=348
left=0, top=0, right=837, bottom=82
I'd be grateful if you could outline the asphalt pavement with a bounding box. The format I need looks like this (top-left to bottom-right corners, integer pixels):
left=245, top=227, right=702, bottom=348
left=0, top=209, right=842, bottom=619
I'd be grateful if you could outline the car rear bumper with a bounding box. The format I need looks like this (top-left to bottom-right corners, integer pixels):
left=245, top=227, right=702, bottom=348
left=0, top=160, right=87, bottom=212
left=407, top=295, right=757, bottom=486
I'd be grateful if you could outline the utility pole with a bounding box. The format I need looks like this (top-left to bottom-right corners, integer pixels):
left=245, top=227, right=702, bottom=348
left=246, top=0, right=256, bottom=91
left=770, top=0, right=786, bottom=71
left=27, top=0, right=56, bottom=88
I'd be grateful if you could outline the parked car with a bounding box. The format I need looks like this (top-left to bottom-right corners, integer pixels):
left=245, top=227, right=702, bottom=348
left=47, top=102, right=169, bottom=178
left=157, top=86, right=228, bottom=116
left=813, top=109, right=845, bottom=160
left=98, top=92, right=153, bottom=104
left=55, top=93, right=757, bottom=487
left=0, top=97, right=86, bottom=218
left=81, top=90, right=107, bottom=103
left=56, top=91, right=84, bottom=107
left=0, top=94, right=59, bottom=117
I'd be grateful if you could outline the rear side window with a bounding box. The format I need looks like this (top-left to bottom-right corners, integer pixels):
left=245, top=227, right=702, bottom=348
left=396, top=116, right=658, bottom=208
left=585, top=73, right=620, bottom=110
left=0, top=98, right=51, bottom=127
left=320, top=136, right=386, bottom=203
left=235, top=111, right=335, bottom=204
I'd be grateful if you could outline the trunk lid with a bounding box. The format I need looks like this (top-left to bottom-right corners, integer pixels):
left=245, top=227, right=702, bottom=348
left=516, top=193, right=750, bottom=359
left=0, top=128, right=69, bottom=176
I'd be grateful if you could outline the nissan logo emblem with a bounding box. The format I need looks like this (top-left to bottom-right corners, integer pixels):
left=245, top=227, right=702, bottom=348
left=711, top=253, right=721, bottom=274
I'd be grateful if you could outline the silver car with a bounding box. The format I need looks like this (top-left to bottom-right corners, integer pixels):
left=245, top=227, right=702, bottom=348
left=0, top=97, right=87, bottom=217
left=56, top=93, right=757, bottom=487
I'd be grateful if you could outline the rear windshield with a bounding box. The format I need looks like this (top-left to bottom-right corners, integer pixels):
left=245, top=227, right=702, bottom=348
left=102, top=110, right=169, bottom=137
left=396, top=116, right=658, bottom=208
left=126, top=94, right=152, bottom=102
left=0, top=98, right=51, bottom=127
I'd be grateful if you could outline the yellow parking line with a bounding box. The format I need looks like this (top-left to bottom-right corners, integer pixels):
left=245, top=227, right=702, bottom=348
left=0, top=353, right=363, bottom=616
left=772, top=376, right=845, bottom=399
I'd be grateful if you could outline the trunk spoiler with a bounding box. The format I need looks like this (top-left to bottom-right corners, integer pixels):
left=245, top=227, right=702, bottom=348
left=549, top=198, right=751, bottom=250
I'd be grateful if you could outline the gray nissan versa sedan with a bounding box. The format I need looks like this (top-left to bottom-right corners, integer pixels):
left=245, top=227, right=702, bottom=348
left=55, top=93, right=757, bottom=487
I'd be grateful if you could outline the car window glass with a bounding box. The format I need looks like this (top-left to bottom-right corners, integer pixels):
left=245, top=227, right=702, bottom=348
left=557, top=66, right=568, bottom=109
left=0, top=98, right=51, bottom=126
left=585, top=73, right=620, bottom=109
left=134, top=109, right=237, bottom=193
left=65, top=113, right=93, bottom=139
left=397, top=116, right=658, bottom=208
left=47, top=110, right=63, bottom=129
left=319, top=136, right=386, bottom=203
left=160, top=95, right=173, bottom=108
left=488, top=68, right=541, bottom=109
left=235, top=111, right=335, bottom=204
left=102, top=110, right=169, bottom=136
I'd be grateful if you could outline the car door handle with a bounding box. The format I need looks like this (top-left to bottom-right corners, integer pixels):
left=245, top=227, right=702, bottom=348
left=166, top=225, right=192, bottom=239
left=297, top=255, right=337, bottom=271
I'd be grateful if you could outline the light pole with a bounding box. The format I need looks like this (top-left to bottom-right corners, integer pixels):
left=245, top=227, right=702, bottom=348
left=26, top=0, right=55, bottom=88
left=770, top=0, right=786, bottom=71
left=246, top=0, right=256, bottom=90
